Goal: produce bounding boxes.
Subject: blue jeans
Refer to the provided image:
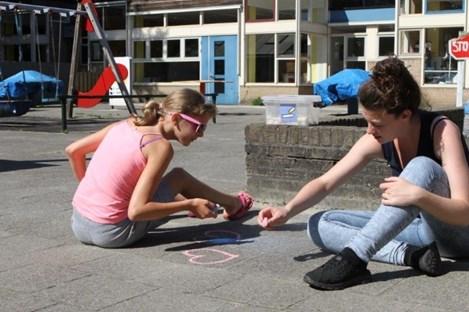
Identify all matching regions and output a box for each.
[308,156,469,265]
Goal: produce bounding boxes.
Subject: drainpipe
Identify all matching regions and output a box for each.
[296,0,300,90]
[394,0,400,56]
[458,0,469,108]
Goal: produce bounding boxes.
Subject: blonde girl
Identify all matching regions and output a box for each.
[66,88,253,248]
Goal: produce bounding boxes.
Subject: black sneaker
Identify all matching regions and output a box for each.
[405,242,442,277]
[303,247,372,290]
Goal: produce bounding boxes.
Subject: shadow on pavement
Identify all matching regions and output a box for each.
[440,259,469,273]
[294,250,331,262]
[131,211,306,251]
[0,116,117,133]
[0,158,66,172]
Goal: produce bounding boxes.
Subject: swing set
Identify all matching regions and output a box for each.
[0,0,136,124]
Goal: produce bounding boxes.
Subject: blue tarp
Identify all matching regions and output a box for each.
[313,69,370,106]
[0,70,64,101]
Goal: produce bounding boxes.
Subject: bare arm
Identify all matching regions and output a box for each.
[127,140,216,221]
[258,134,382,228]
[381,120,469,225]
[417,120,469,224]
[64,122,117,181]
[284,133,382,218]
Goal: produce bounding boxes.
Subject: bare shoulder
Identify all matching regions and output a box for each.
[433,118,461,138]
[432,118,462,148]
[144,137,174,159]
[351,133,383,160]
[432,118,466,162]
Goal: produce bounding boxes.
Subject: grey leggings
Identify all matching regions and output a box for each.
[71,180,174,248]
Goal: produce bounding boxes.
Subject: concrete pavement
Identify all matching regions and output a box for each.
[0,103,468,311]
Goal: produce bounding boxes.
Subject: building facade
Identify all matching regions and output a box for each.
[1,0,468,106]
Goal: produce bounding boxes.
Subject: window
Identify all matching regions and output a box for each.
[347,37,364,57]
[185,39,199,57]
[300,33,309,83]
[379,36,394,56]
[302,0,327,23]
[167,12,199,26]
[247,34,275,82]
[330,0,394,10]
[1,15,15,36]
[109,40,126,57]
[379,25,394,32]
[90,41,103,62]
[151,40,163,58]
[424,27,461,85]
[167,40,180,57]
[277,34,295,83]
[214,41,224,57]
[330,37,344,75]
[247,33,298,83]
[103,6,126,30]
[427,0,462,12]
[246,0,274,21]
[21,44,31,62]
[134,62,199,83]
[400,30,420,54]
[21,13,31,35]
[204,10,237,24]
[301,33,308,58]
[312,0,327,23]
[277,34,295,57]
[135,15,164,27]
[278,1,295,20]
[400,0,422,14]
[346,61,366,70]
[134,38,200,83]
[38,44,47,62]
[37,14,47,35]
[3,45,18,61]
[330,35,367,74]
[134,41,146,58]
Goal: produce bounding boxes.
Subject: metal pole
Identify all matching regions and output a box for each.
[457,61,465,107]
[0,2,86,16]
[83,2,137,116]
[67,3,83,119]
[61,96,67,132]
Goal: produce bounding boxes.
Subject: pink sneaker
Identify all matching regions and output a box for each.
[223,192,254,221]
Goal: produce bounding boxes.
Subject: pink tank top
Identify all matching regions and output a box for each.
[72,120,159,224]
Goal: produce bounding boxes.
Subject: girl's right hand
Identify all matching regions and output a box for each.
[189,198,217,219]
[257,207,289,229]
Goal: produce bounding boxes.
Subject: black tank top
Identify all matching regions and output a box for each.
[382,110,469,176]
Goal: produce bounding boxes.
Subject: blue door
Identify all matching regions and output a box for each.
[201,35,238,105]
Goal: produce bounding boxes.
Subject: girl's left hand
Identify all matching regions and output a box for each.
[379,176,423,207]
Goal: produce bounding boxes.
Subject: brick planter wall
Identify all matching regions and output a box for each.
[245,109,465,210]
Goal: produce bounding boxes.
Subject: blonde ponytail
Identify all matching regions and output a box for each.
[133,100,162,126]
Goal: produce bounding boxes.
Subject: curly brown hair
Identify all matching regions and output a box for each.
[358,57,421,116]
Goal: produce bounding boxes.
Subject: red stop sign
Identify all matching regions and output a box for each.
[449,35,469,60]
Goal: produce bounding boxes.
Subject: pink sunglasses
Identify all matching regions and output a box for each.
[177,113,207,134]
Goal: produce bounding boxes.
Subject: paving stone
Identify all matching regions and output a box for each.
[37,274,157,311]
[1,104,469,311]
[0,287,57,312]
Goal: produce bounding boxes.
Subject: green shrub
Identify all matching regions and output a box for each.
[251,97,264,106]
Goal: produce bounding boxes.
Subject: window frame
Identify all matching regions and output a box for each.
[246,0,276,22]
[133,38,200,84]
